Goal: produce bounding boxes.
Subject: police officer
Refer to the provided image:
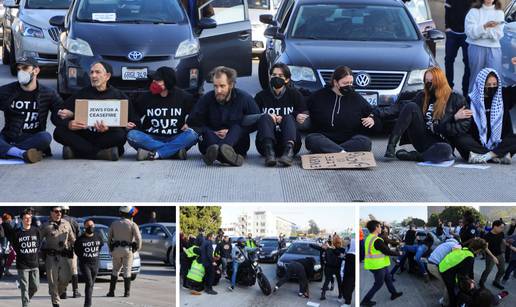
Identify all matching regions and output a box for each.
[61,205,81,299]
[245,233,257,248]
[40,206,75,307]
[106,206,142,297]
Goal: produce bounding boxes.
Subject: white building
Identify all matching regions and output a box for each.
[230,210,297,237]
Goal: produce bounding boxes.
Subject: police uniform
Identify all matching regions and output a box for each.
[62,214,80,298]
[40,219,75,307]
[107,216,142,297]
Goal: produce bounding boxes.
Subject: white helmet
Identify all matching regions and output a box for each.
[61,205,70,210]
[119,206,137,216]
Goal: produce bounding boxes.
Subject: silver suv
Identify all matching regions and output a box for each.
[2,0,71,75]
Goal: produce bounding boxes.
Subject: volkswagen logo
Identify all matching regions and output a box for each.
[127,51,143,62]
[355,73,371,87]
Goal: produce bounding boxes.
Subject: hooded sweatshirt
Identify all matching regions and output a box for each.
[307,86,381,143]
[465,4,505,48]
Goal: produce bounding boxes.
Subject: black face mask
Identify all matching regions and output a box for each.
[485,87,497,98]
[339,85,354,95]
[85,227,95,234]
[425,82,435,95]
[270,77,285,89]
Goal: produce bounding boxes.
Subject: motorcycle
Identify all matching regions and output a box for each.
[226,249,272,295]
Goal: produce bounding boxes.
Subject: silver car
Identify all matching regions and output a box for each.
[139,223,176,266]
[2,0,71,75]
[501,0,516,87]
[0,1,6,41]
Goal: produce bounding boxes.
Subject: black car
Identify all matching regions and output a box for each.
[50,0,252,97]
[276,240,322,281]
[257,237,280,263]
[258,0,443,111]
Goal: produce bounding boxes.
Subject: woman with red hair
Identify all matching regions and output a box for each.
[384,67,471,162]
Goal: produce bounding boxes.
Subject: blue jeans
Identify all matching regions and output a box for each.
[399,244,428,275]
[0,132,52,157]
[445,31,470,95]
[231,261,239,287]
[127,128,198,159]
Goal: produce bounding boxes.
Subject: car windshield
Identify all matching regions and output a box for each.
[286,243,319,256]
[290,4,419,41]
[261,240,277,247]
[166,226,175,235]
[76,0,185,24]
[404,0,430,23]
[26,0,72,9]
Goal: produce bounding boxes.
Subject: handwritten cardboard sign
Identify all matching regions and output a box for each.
[301,152,376,170]
[75,99,128,127]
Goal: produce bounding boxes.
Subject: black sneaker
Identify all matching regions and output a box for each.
[96,147,119,161]
[205,289,218,295]
[492,282,505,290]
[202,145,219,165]
[136,148,154,161]
[62,146,74,160]
[173,148,188,160]
[23,148,43,163]
[60,292,67,299]
[396,149,423,161]
[219,144,244,166]
[361,301,376,306]
[391,292,403,300]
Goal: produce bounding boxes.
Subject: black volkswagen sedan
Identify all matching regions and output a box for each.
[259,0,443,111]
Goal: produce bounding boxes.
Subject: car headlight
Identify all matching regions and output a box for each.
[18,21,44,38]
[314,264,321,271]
[277,260,284,267]
[289,65,316,82]
[175,39,199,58]
[66,37,94,56]
[407,69,427,85]
[271,250,278,255]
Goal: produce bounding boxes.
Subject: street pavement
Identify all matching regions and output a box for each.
[1,42,515,202]
[360,258,516,306]
[180,262,353,307]
[0,261,175,307]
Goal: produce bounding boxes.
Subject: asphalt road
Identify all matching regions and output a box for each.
[1,42,515,202]
[0,261,175,307]
[359,258,516,307]
[180,262,353,307]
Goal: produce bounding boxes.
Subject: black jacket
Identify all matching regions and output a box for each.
[445,0,474,33]
[0,82,63,139]
[200,239,214,265]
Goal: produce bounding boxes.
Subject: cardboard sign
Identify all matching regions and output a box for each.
[74,99,128,127]
[301,152,376,170]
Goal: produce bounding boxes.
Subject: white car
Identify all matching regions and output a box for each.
[248,0,280,55]
[2,0,71,75]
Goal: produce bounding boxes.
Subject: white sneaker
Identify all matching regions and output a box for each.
[468,152,488,164]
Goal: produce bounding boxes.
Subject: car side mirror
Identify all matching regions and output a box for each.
[158,232,167,238]
[198,18,217,30]
[426,29,444,41]
[260,14,274,25]
[264,26,284,40]
[3,0,19,8]
[49,15,65,28]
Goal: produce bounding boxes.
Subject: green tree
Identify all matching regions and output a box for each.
[308,219,320,235]
[439,206,485,226]
[427,213,440,227]
[180,206,221,236]
[401,217,426,227]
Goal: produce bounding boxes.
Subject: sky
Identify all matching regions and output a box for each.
[221,205,355,232]
[359,205,480,223]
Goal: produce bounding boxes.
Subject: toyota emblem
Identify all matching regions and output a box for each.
[355,73,371,87]
[127,51,143,62]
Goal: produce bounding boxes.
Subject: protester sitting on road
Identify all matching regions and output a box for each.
[127,67,198,161]
[53,61,128,161]
[383,66,470,163]
[454,68,516,164]
[254,63,308,167]
[188,66,260,166]
[228,238,257,291]
[0,57,64,163]
[305,66,381,154]
[273,257,316,299]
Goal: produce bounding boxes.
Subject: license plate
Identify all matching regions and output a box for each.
[358,92,378,106]
[122,67,147,80]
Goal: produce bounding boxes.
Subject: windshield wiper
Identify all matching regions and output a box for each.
[116,19,177,24]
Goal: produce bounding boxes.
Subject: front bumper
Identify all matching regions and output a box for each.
[16,34,59,66]
[96,256,141,276]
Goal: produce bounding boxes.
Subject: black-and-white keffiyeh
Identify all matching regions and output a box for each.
[468,68,504,151]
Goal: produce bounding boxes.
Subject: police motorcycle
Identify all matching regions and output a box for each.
[226,240,272,295]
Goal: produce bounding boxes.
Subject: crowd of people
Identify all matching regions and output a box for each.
[180,228,356,306]
[0,206,142,307]
[360,212,516,307]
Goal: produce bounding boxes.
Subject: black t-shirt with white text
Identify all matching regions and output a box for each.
[13,227,40,270]
[74,233,103,264]
[8,90,40,134]
[254,87,307,117]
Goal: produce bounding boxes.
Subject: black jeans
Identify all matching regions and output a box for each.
[256,114,301,156]
[362,267,398,303]
[276,261,308,294]
[305,133,372,153]
[453,134,516,160]
[341,253,355,305]
[203,263,215,290]
[53,126,126,158]
[198,124,251,156]
[79,261,98,306]
[322,265,342,297]
[445,32,470,96]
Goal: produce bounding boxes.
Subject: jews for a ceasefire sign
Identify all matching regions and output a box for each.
[301,152,377,170]
[74,100,129,127]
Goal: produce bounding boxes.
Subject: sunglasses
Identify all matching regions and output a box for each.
[52,210,62,214]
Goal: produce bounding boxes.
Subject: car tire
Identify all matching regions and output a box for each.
[2,31,9,65]
[9,36,17,76]
[131,273,137,281]
[167,247,175,266]
[258,51,269,90]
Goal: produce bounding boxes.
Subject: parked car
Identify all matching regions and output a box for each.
[404,0,437,56]
[276,240,322,281]
[248,0,280,56]
[81,216,121,227]
[257,236,280,263]
[0,0,6,41]
[139,222,176,266]
[50,0,252,98]
[258,0,443,113]
[2,0,71,75]
[501,0,516,87]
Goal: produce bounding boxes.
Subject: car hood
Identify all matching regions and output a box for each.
[21,9,68,29]
[284,39,431,72]
[260,246,277,253]
[73,22,192,56]
[279,253,320,264]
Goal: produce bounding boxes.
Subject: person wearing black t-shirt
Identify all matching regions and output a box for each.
[479,220,506,290]
[255,63,308,166]
[127,67,198,161]
[53,61,128,161]
[74,219,103,307]
[13,210,40,307]
[0,57,64,163]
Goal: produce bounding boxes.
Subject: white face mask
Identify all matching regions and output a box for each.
[17,70,33,86]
